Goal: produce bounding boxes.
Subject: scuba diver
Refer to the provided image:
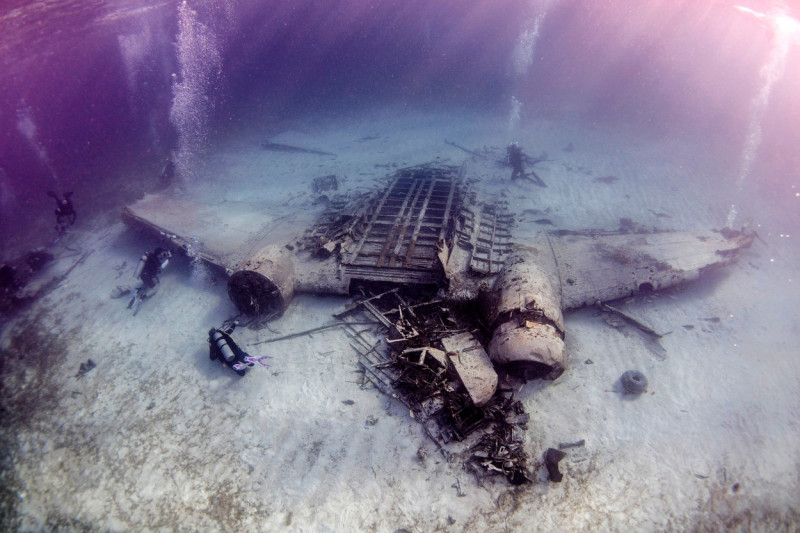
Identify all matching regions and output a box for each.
[159,151,176,186]
[208,320,272,376]
[507,143,525,181]
[47,190,76,234]
[110,247,172,315]
[506,143,547,186]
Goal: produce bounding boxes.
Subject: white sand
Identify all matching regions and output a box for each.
[2,106,798,531]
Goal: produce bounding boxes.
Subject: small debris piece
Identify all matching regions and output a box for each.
[598,302,666,361]
[558,439,585,450]
[598,302,662,339]
[74,359,96,378]
[584,359,594,365]
[451,477,466,497]
[341,399,355,405]
[544,448,567,482]
[534,218,554,226]
[365,415,378,426]
[621,370,648,395]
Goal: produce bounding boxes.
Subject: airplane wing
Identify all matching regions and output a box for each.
[122,193,317,273]
[546,230,753,310]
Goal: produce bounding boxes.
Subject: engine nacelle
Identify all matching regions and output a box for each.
[482,250,566,380]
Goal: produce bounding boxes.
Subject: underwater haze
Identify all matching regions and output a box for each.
[1,0,800,530]
[2,0,798,247]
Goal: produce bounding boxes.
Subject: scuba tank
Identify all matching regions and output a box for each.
[132,253,148,280]
[157,249,171,271]
[211,329,236,362]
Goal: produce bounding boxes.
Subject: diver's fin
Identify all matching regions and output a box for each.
[243,355,272,368]
[128,287,144,315]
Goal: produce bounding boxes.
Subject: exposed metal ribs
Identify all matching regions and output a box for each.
[342,166,460,273]
[456,201,514,275]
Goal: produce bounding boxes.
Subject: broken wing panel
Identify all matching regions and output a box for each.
[122,193,315,272]
[551,231,751,310]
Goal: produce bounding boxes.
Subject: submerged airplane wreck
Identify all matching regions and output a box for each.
[122,161,753,483]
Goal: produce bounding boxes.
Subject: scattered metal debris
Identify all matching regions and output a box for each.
[340,288,532,485]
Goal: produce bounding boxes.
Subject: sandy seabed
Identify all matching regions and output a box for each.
[2,106,799,531]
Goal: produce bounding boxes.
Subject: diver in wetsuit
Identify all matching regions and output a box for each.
[208,320,272,376]
[110,247,172,315]
[159,151,176,185]
[507,143,525,181]
[136,248,170,290]
[47,191,76,234]
[127,247,171,314]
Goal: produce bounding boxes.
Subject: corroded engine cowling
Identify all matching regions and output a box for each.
[228,245,295,318]
[483,250,566,380]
